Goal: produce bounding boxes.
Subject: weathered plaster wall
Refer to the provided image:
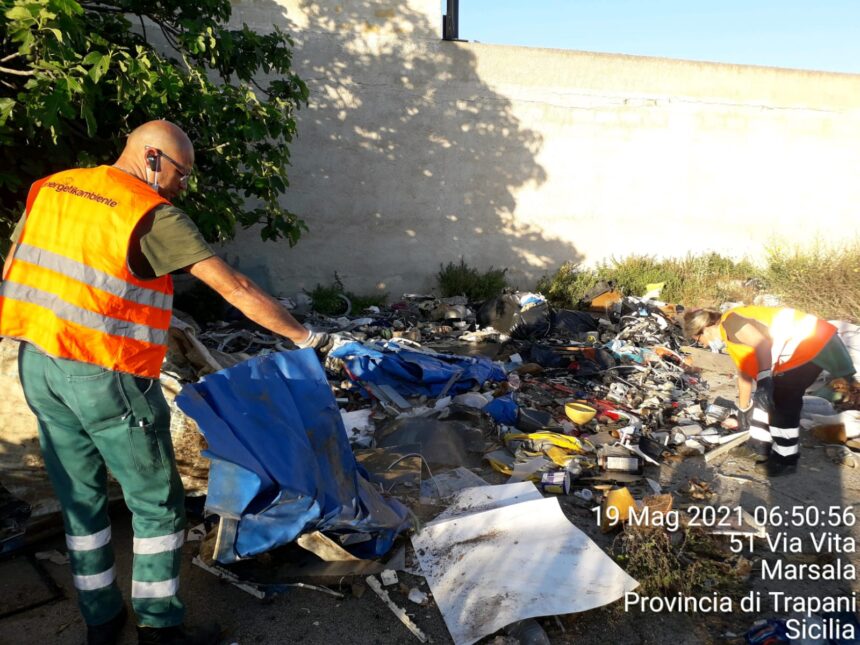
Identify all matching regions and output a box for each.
[224,0,860,296]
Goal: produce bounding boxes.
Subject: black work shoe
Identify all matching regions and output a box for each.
[755,459,798,478]
[87,605,128,645]
[137,622,221,645]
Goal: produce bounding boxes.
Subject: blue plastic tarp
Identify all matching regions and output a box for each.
[330,340,506,398]
[175,349,408,560]
[483,393,519,425]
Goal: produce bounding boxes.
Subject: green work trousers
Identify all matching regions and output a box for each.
[17,342,186,628]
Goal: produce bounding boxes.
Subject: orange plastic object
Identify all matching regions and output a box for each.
[601,487,636,532]
[588,291,623,311]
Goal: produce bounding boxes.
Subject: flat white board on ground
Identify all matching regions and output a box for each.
[413,493,638,645]
[428,481,543,524]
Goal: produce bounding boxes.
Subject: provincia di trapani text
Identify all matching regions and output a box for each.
[604,501,860,641]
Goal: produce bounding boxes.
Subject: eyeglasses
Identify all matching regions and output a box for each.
[145,146,192,184]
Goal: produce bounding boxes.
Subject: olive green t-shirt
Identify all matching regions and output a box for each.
[10,204,214,279]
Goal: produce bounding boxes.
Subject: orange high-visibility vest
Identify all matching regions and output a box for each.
[0,166,173,378]
[720,305,837,378]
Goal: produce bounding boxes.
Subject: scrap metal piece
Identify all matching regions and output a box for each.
[378,384,413,411]
[436,369,464,401]
[212,516,240,564]
[192,556,345,600]
[366,575,428,643]
[191,556,265,599]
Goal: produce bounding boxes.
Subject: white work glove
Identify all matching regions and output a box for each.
[296,329,357,358]
[295,329,333,355]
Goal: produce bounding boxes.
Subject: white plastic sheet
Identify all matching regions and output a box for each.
[412,483,638,645]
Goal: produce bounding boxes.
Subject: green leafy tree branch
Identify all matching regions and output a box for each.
[0,0,309,247]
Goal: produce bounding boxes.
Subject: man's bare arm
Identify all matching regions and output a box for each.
[737,372,753,409]
[185,256,310,344]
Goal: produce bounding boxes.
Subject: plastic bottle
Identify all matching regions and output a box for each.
[505,619,551,645]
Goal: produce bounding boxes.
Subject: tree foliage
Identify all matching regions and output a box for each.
[0,0,309,247]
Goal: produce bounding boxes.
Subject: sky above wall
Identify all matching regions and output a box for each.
[454,0,860,74]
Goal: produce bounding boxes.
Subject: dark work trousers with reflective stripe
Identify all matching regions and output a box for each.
[17,343,186,628]
[751,362,823,464]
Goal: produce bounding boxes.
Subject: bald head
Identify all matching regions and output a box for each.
[114,120,195,200]
[125,120,193,159]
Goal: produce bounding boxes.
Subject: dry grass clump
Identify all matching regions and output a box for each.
[538,241,860,322]
[537,253,759,309]
[614,525,749,599]
[764,240,860,323]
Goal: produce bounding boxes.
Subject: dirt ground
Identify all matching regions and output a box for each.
[2,342,860,644]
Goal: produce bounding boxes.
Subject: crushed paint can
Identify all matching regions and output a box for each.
[540,470,571,495]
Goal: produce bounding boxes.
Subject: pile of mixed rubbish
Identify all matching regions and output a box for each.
[158,287,860,644]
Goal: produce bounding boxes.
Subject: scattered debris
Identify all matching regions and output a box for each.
[191,556,266,599]
[366,575,429,643]
[805,410,860,444]
[34,550,69,566]
[11,287,846,643]
[380,569,399,586]
[408,587,429,605]
[826,445,857,468]
[186,523,207,543]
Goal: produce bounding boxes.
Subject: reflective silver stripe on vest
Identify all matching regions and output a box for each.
[14,243,172,311]
[0,281,167,345]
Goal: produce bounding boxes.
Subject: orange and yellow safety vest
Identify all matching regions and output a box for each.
[0,166,173,378]
[720,305,837,378]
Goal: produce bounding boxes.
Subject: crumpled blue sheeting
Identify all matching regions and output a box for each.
[484,393,519,425]
[330,340,506,398]
[176,349,408,560]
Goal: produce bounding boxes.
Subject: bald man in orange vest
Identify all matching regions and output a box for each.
[0,121,330,645]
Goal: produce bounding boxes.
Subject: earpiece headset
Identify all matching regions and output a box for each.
[145,149,160,190]
[146,150,160,172]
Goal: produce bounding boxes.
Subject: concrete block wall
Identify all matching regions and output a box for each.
[223,0,860,296]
